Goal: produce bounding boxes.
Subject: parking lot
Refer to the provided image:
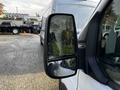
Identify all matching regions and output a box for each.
[0,34,59,90]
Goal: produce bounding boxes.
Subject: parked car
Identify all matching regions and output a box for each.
[0,21,20,34]
[31,25,41,34]
[0,21,11,32]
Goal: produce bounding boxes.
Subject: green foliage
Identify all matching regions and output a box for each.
[50,41,60,56]
[62,45,74,55]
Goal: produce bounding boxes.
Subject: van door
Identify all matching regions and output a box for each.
[97,0,120,89]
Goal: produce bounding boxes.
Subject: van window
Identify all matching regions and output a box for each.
[99,0,120,85]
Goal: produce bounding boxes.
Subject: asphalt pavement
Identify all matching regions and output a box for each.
[0,34,59,90]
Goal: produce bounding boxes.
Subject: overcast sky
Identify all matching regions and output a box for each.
[1,0,100,16]
[1,0,52,16]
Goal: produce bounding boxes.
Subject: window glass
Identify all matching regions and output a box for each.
[100,0,120,85]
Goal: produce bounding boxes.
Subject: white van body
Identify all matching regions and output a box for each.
[41,0,98,38]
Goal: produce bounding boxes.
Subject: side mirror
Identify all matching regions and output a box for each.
[44,14,78,78]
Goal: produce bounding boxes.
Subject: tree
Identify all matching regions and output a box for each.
[0,3,4,15]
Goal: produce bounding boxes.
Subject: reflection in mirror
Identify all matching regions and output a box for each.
[48,15,75,60]
[47,58,76,77]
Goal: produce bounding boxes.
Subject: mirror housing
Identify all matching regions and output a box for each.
[44,13,78,78]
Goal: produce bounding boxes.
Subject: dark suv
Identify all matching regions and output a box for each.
[0,22,11,32]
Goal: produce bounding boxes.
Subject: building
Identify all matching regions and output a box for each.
[4,13,29,20]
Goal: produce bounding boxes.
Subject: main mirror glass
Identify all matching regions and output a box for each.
[48,15,75,60]
[45,14,77,78]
